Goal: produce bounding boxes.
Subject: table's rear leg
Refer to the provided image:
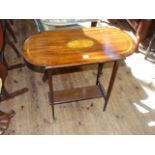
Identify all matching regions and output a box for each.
[103,61,119,111]
[47,70,56,120]
[96,63,104,85]
[91,21,97,27]
[42,70,48,82]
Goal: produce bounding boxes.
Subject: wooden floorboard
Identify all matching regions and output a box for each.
[0,20,155,134]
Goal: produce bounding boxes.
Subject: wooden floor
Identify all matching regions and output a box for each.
[1,20,155,134]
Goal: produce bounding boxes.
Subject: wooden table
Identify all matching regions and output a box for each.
[23,27,136,120]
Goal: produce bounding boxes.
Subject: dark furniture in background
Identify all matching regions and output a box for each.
[126,20,155,48]
[1,20,25,69]
[0,20,28,134]
[128,19,155,59]
[35,19,99,32]
[112,19,155,59]
[0,20,28,102]
[145,33,155,59]
[0,110,15,134]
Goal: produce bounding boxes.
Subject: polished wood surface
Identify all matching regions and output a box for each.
[52,86,102,104]
[23,27,136,68]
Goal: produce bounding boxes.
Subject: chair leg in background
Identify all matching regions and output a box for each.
[6,20,17,43]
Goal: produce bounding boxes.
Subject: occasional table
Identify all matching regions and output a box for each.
[23,27,136,120]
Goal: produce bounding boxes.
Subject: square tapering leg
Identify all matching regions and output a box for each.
[103,61,120,111]
[47,70,56,120]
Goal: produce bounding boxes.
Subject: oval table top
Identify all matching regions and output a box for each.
[23,27,137,69]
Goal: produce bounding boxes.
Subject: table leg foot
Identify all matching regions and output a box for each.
[103,100,108,112]
[51,104,56,120]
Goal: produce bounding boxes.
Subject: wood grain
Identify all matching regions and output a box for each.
[53,86,102,104]
[23,27,136,68]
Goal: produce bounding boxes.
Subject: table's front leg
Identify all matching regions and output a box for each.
[103,61,120,111]
[47,69,56,120]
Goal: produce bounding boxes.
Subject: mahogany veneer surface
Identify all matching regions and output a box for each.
[23,27,136,68]
[53,86,102,104]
